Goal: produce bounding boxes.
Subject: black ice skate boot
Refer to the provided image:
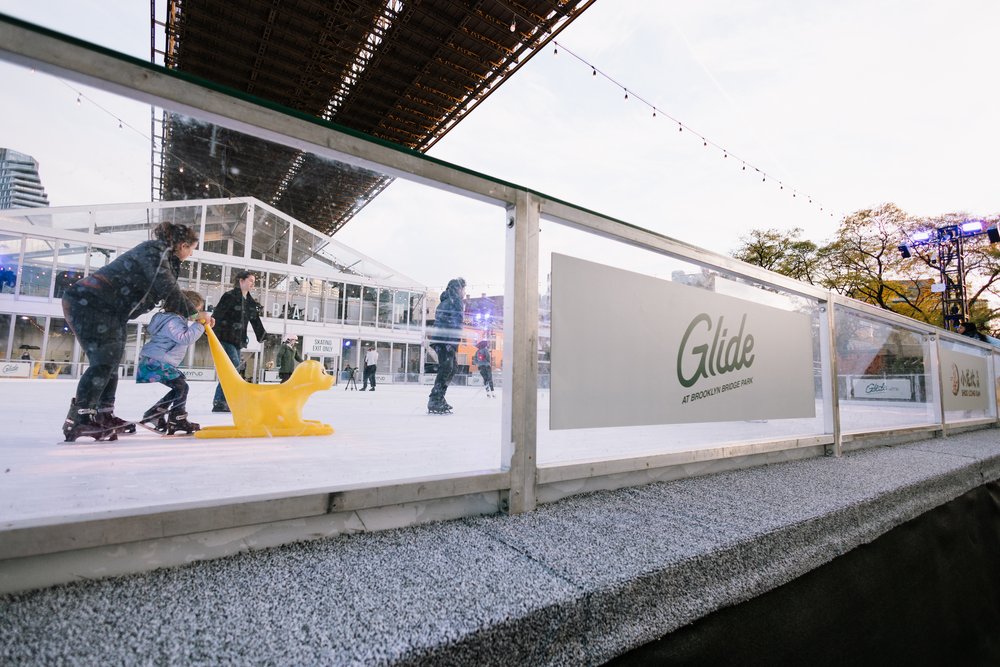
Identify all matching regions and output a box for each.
[98,405,136,434]
[427,399,452,415]
[140,406,169,433]
[63,401,117,443]
[165,410,200,435]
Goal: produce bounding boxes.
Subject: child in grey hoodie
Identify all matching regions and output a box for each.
[136,290,209,434]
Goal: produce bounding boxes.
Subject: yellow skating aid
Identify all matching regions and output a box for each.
[196,325,334,438]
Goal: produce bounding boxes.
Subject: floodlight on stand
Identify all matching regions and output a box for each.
[911,230,931,243]
[898,244,911,259]
[961,220,983,234]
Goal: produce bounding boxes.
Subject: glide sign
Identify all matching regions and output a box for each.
[550,254,816,429]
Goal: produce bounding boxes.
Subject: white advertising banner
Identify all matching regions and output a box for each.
[939,347,989,412]
[303,335,341,356]
[550,254,816,429]
[850,377,913,400]
[0,361,31,378]
[178,367,217,382]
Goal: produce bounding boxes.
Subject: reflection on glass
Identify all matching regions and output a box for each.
[835,307,936,431]
[251,209,290,263]
[20,237,56,297]
[0,314,11,359]
[0,234,20,294]
[203,202,249,258]
[199,262,224,310]
[45,317,73,376]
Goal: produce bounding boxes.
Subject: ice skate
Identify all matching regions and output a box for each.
[165,410,200,435]
[98,406,136,434]
[427,399,452,415]
[63,402,117,443]
[139,406,169,433]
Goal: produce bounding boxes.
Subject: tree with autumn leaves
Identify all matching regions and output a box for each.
[732,203,1000,334]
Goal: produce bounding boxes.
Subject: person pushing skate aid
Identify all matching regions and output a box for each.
[195,324,334,438]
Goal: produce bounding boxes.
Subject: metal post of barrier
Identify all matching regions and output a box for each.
[821,295,841,457]
[932,334,947,437]
[501,190,539,514]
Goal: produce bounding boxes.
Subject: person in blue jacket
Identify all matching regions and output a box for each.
[135,290,210,434]
[427,277,466,414]
[61,221,213,442]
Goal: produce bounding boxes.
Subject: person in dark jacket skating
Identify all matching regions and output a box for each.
[474,339,495,397]
[427,277,466,414]
[135,290,209,434]
[211,270,266,411]
[276,335,302,383]
[61,221,213,442]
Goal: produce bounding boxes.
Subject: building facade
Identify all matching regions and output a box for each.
[0,148,50,209]
[0,197,432,383]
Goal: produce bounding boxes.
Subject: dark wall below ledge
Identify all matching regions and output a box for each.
[608,480,1000,666]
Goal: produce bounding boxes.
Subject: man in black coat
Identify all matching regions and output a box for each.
[211,270,266,411]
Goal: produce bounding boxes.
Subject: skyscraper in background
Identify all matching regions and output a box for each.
[0,148,49,209]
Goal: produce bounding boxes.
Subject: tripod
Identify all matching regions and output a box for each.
[344,368,358,390]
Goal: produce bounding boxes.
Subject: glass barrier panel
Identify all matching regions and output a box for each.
[0,55,508,524]
[538,217,827,466]
[0,234,22,294]
[939,337,995,423]
[834,305,938,431]
[20,237,55,297]
[54,240,87,299]
[93,207,158,248]
[204,202,248,258]
[0,313,11,359]
[44,316,73,377]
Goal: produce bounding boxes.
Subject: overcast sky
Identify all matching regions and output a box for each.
[1,1,998,293]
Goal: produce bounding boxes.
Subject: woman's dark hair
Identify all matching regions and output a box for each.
[153,221,199,250]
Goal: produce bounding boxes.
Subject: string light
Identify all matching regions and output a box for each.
[550,38,836,218]
[509,18,516,32]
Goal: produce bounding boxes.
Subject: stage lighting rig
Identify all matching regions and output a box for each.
[897,220,1000,331]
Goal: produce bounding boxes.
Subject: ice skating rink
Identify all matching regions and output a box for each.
[0,377,948,525]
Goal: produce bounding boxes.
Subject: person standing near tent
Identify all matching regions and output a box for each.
[427,277,466,414]
[211,270,266,412]
[361,345,379,391]
[276,334,302,383]
[61,221,213,442]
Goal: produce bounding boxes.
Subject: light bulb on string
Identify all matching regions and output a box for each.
[702,139,707,147]
[624,90,628,100]
[76,95,81,106]
[678,124,682,132]
[510,19,516,32]
[553,46,558,55]
[592,67,596,76]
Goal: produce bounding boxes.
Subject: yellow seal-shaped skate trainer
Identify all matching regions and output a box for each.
[196,325,334,438]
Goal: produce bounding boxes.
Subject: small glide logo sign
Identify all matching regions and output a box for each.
[677,313,755,404]
[950,363,981,397]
